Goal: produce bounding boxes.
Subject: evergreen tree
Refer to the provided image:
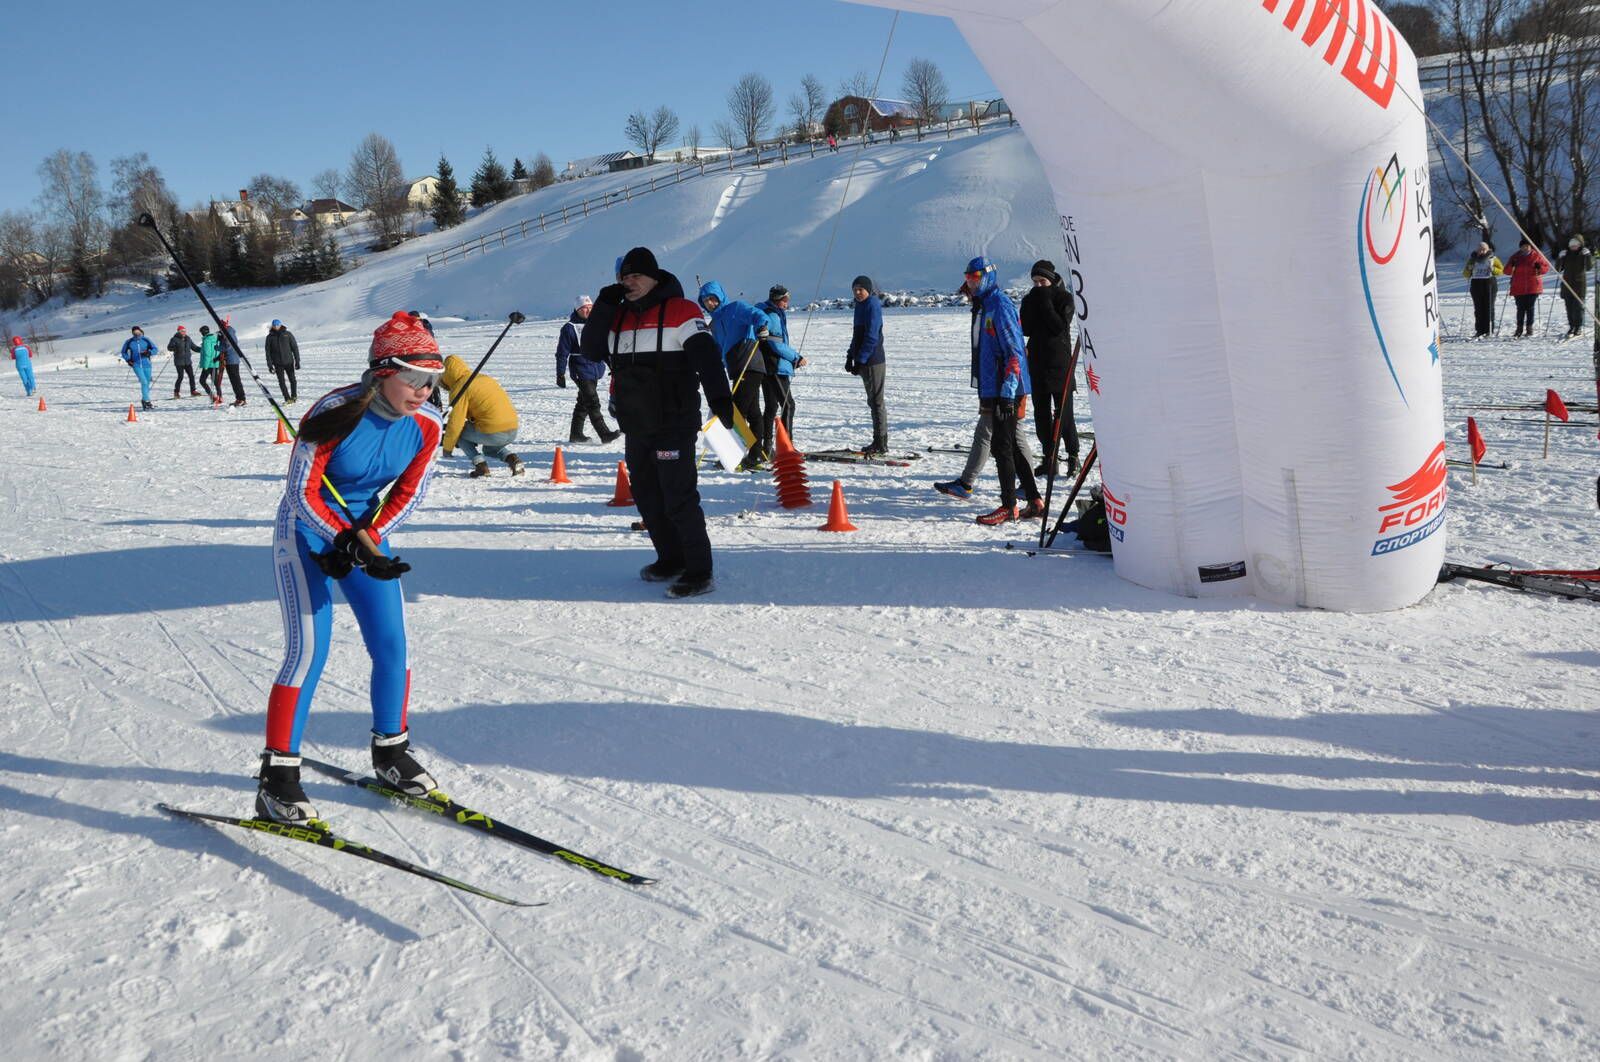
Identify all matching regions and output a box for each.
[319,234,344,280]
[67,240,95,300]
[430,154,466,230]
[243,224,280,287]
[469,147,512,208]
[511,157,529,181]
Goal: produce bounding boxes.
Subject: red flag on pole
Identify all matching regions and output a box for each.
[1467,417,1486,465]
[1545,388,1570,422]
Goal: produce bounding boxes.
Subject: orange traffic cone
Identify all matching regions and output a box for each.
[549,446,572,484]
[605,460,634,506]
[771,420,812,509]
[126,403,139,423]
[36,396,46,412]
[274,418,292,444]
[819,479,857,532]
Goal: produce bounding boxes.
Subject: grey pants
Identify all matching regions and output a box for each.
[960,406,1035,487]
[459,425,519,463]
[860,361,888,444]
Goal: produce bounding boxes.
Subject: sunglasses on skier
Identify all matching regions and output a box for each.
[391,368,440,390]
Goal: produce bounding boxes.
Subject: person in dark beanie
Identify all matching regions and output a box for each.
[1504,237,1549,338]
[556,294,620,443]
[590,247,735,599]
[756,284,804,442]
[218,320,247,405]
[197,325,222,401]
[120,326,159,411]
[265,319,301,403]
[1555,235,1592,338]
[844,274,889,454]
[1019,259,1079,476]
[166,325,202,398]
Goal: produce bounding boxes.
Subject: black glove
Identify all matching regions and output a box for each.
[332,527,411,581]
[312,544,355,579]
[844,355,858,375]
[596,283,627,307]
[996,398,1017,420]
[710,396,735,430]
[557,372,567,389]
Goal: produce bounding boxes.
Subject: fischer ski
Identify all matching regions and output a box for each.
[301,758,657,886]
[157,803,541,906]
[1437,563,1600,602]
[1001,541,1111,558]
[802,449,917,467]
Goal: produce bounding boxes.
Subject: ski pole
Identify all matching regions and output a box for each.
[447,311,526,407]
[1037,333,1084,548]
[1042,443,1098,551]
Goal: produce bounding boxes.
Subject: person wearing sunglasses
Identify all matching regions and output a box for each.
[964,256,1044,526]
[255,311,446,825]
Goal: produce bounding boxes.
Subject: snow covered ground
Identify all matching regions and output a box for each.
[2,289,1597,1059]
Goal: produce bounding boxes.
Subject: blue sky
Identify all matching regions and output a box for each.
[2,0,995,215]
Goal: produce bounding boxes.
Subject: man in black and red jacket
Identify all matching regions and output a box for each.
[584,246,734,599]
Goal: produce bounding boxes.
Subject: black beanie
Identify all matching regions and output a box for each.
[618,246,661,281]
[1030,259,1061,282]
[851,275,874,293]
[769,284,789,301]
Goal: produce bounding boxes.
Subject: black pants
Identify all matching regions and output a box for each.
[991,403,1039,508]
[571,377,611,438]
[859,360,888,446]
[758,373,786,454]
[771,375,795,437]
[732,369,766,457]
[1563,288,1587,334]
[1029,356,1077,463]
[1514,293,1538,335]
[625,431,712,578]
[172,363,197,395]
[273,365,297,401]
[1470,278,1496,336]
[225,363,246,402]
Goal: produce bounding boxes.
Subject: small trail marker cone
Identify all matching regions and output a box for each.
[819,479,858,532]
[606,461,634,506]
[274,418,292,444]
[36,396,46,411]
[126,403,139,423]
[549,447,572,484]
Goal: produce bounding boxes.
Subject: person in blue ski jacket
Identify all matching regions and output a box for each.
[697,279,772,469]
[555,294,618,443]
[120,325,159,410]
[256,311,446,824]
[966,256,1042,525]
[755,285,803,444]
[218,321,247,405]
[843,275,889,454]
[10,336,36,397]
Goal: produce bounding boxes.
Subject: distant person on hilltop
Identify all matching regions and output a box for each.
[1504,237,1549,338]
[166,325,201,398]
[10,335,36,398]
[120,325,158,411]
[697,278,773,471]
[555,294,619,444]
[1555,234,1592,338]
[265,320,301,403]
[1019,259,1078,478]
[844,275,889,455]
[755,284,804,446]
[1462,241,1503,339]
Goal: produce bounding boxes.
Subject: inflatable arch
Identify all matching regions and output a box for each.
[862,0,1444,612]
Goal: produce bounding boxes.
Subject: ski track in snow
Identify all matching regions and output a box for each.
[1,306,1597,1060]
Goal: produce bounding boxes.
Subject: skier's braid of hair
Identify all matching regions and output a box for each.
[296,382,379,445]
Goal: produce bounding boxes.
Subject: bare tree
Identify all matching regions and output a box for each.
[310,168,343,203]
[712,120,740,152]
[838,69,875,100]
[727,73,776,148]
[345,132,409,248]
[0,211,64,303]
[800,74,827,137]
[901,58,949,139]
[530,152,557,189]
[624,105,681,162]
[37,149,106,252]
[246,174,304,224]
[686,124,703,160]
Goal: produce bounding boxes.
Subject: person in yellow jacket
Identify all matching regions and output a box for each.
[439,355,524,477]
[1462,241,1505,338]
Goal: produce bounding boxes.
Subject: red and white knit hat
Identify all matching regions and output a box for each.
[368,310,443,375]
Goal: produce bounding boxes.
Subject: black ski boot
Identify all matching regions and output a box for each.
[569,408,591,444]
[667,572,714,598]
[371,730,437,797]
[640,560,684,582]
[256,750,317,824]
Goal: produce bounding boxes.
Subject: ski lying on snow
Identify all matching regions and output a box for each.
[1445,458,1509,470]
[301,758,657,886]
[1437,563,1600,602]
[802,449,917,467]
[157,803,541,907]
[1001,541,1111,558]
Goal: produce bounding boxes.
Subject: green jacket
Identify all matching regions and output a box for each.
[198,334,221,370]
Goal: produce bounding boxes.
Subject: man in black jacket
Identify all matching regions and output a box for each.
[264,319,301,402]
[586,247,735,599]
[166,325,201,398]
[1019,259,1078,476]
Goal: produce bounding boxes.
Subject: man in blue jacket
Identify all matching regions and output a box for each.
[965,256,1043,525]
[120,325,159,410]
[844,275,889,454]
[697,279,772,470]
[555,294,619,443]
[756,284,804,446]
[219,321,247,406]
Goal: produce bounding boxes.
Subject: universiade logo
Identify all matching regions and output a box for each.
[1260,0,1400,109]
[1358,153,1410,405]
[1372,441,1447,556]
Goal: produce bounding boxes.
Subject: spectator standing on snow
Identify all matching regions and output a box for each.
[556,294,619,444]
[10,335,36,397]
[166,325,201,398]
[265,320,301,403]
[756,284,804,443]
[1504,237,1549,338]
[697,279,773,471]
[964,256,1042,526]
[844,275,889,455]
[439,354,523,477]
[197,325,222,402]
[121,325,159,411]
[588,246,735,599]
[1462,242,1503,339]
[1555,235,1592,338]
[218,321,247,405]
[1019,259,1078,478]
